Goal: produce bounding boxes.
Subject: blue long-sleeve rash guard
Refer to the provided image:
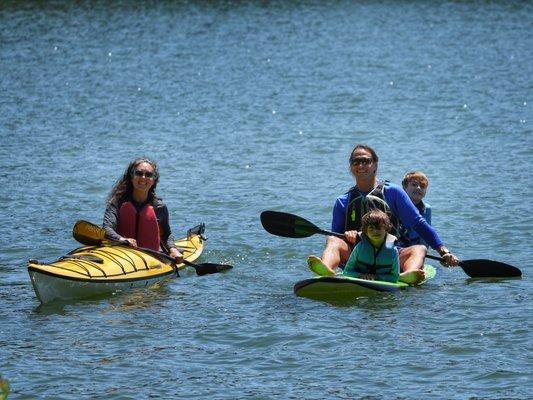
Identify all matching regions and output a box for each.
[331,181,443,250]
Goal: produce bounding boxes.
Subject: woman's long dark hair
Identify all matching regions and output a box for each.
[107,157,160,205]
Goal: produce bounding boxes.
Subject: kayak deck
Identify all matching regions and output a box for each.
[294,264,436,302]
[28,224,205,303]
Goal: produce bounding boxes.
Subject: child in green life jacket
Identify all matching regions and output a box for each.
[343,209,400,282]
[307,209,426,283]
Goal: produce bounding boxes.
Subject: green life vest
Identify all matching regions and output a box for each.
[353,233,398,275]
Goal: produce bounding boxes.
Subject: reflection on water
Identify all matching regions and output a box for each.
[32,301,71,316]
[298,290,404,308]
[0,375,9,400]
[465,277,523,285]
[103,280,176,312]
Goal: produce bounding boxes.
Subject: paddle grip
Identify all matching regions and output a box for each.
[318,229,346,240]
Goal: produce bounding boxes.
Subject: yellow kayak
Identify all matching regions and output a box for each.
[28,224,205,303]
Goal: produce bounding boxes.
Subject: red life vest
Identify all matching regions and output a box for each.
[117,201,160,251]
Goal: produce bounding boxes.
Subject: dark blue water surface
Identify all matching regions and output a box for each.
[1,1,532,399]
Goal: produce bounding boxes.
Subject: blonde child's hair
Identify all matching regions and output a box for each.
[361,210,392,233]
[402,171,429,188]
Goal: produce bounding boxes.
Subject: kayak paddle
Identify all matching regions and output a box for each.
[73,220,233,276]
[424,254,520,278]
[260,210,522,278]
[260,210,345,239]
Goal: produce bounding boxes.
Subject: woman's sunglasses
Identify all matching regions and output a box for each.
[350,157,373,166]
[133,170,155,179]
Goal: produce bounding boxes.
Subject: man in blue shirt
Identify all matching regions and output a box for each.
[309,144,458,284]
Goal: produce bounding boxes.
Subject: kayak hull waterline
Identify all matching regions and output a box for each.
[294,264,436,301]
[28,224,205,303]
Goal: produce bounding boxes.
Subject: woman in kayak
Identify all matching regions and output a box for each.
[103,157,183,263]
[307,143,458,283]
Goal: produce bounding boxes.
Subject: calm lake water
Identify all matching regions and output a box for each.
[1,1,532,399]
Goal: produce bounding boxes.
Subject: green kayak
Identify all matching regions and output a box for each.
[294,264,436,302]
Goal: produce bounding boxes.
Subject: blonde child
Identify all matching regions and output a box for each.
[399,171,431,247]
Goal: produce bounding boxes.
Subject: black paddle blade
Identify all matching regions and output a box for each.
[460,259,522,278]
[260,211,319,238]
[193,263,233,276]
